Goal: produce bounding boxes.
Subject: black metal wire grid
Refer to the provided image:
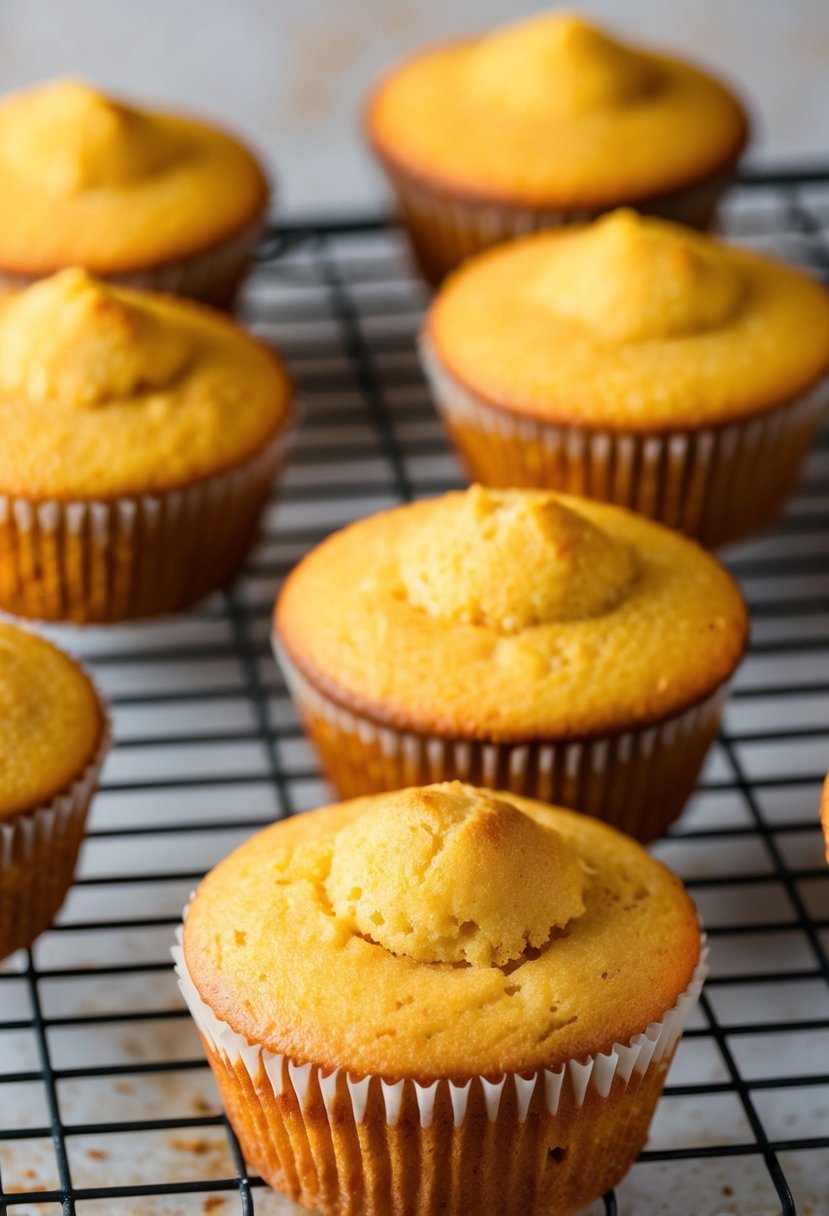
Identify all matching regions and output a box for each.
[0,168,828,1216]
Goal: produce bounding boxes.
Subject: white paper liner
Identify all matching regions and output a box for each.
[421,337,829,547]
[381,160,732,283]
[0,213,266,308]
[273,640,728,840]
[0,666,110,956]
[0,423,291,622]
[173,925,708,1128]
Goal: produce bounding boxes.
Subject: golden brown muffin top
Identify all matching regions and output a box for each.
[426,211,829,431]
[0,622,104,819]
[366,12,747,207]
[275,487,748,740]
[821,776,829,865]
[0,79,267,274]
[0,269,292,499]
[184,783,702,1077]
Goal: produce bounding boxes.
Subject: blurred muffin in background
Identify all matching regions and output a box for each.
[0,78,269,306]
[422,210,829,546]
[365,10,749,283]
[0,268,293,622]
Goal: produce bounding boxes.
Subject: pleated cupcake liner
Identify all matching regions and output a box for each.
[421,338,829,548]
[1,689,110,960]
[0,425,291,623]
[377,157,733,284]
[0,212,266,309]
[273,641,727,842]
[173,925,707,1215]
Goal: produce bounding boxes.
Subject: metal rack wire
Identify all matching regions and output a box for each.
[1,167,828,1215]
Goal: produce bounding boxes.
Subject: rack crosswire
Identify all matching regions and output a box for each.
[1,167,829,1216]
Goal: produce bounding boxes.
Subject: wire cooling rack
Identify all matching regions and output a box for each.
[1,169,829,1216]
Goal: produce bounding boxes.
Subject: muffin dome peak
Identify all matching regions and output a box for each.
[400,485,639,630]
[0,268,191,408]
[537,209,744,343]
[326,782,586,967]
[464,11,658,119]
[0,78,181,194]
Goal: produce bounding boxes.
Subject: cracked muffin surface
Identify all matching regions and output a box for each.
[275,486,747,741]
[183,782,701,1077]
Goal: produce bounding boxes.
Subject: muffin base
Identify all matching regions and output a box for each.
[275,643,727,842]
[379,159,734,284]
[0,213,265,310]
[174,932,707,1216]
[0,429,289,624]
[1,708,109,961]
[422,341,829,548]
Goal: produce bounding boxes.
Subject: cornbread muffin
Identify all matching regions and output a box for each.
[0,268,293,622]
[365,11,748,282]
[423,210,829,546]
[274,486,748,839]
[0,622,108,959]
[176,782,707,1216]
[0,78,268,305]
